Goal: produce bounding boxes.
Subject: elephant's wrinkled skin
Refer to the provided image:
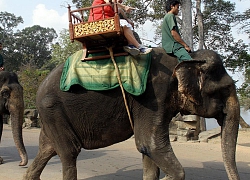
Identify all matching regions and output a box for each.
[0,71,28,166]
[24,48,240,180]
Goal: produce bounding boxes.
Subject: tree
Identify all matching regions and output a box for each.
[0,11,23,41]
[193,0,245,54]
[237,8,250,38]
[195,0,205,50]
[71,0,92,8]
[18,65,49,109]
[0,12,24,71]
[181,0,193,50]
[43,29,82,70]
[237,52,250,110]
[11,25,58,70]
[226,8,250,111]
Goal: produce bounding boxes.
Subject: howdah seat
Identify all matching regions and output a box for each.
[68,1,128,60]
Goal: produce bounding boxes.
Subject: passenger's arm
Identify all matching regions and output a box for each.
[104,0,135,14]
[118,8,134,28]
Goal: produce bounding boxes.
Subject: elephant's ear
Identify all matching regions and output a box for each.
[173,60,206,105]
[1,86,11,98]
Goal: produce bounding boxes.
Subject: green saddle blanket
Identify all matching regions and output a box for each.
[60,50,151,96]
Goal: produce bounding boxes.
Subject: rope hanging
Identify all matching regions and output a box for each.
[107,47,134,131]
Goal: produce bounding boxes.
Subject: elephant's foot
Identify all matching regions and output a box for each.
[19,159,28,166]
[160,175,174,180]
[23,173,41,180]
[0,156,3,164]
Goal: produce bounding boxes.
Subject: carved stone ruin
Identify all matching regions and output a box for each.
[169,114,206,142]
[23,109,39,128]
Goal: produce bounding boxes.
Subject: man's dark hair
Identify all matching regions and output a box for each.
[165,0,180,12]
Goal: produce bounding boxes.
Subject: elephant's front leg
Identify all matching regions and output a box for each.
[136,124,184,180]
[141,144,184,180]
[158,145,185,180]
[142,154,160,180]
[23,130,56,180]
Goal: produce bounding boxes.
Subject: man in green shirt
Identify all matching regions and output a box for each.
[0,42,4,71]
[162,0,192,62]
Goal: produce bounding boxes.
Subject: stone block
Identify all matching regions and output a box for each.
[177,121,197,129]
[23,109,39,128]
[182,115,199,122]
[177,136,188,142]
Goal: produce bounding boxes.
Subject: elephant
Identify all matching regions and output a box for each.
[0,71,28,166]
[23,48,240,180]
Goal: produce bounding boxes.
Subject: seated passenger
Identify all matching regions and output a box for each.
[88,0,115,21]
[117,0,142,44]
[88,0,151,56]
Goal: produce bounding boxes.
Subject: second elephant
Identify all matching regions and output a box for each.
[0,71,28,166]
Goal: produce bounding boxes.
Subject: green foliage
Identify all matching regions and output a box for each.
[0,11,23,40]
[12,25,58,69]
[236,8,250,38]
[0,13,56,108]
[43,29,82,70]
[0,12,24,71]
[236,53,250,109]
[223,40,249,71]
[193,0,243,54]
[0,13,60,109]
[72,0,92,8]
[18,65,49,109]
[0,22,58,71]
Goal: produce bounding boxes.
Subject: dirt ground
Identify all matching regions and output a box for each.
[0,124,250,180]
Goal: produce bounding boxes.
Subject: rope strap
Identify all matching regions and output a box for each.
[107,47,134,131]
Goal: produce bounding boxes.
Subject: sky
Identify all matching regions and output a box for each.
[0,0,250,127]
[0,0,69,33]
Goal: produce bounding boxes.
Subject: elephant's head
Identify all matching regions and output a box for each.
[173,49,240,179]
[0,71,28,166]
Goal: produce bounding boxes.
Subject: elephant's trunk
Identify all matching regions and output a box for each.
[11,114,28,166]
[9,87,28,166]
[221,86,240,180]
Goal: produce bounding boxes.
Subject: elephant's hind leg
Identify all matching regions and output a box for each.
[55,135,81,180]
[60,155,78,180]
[23,130,56,180]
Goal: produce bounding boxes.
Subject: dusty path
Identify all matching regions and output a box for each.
[0,124,250,180]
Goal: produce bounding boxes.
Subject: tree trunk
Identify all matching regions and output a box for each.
[181,0,193,50]
[196,0,205,50]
